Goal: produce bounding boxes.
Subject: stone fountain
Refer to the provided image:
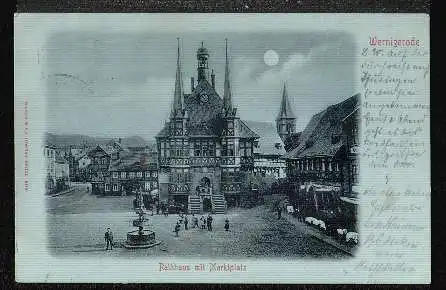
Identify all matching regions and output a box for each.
[124,188,160,249]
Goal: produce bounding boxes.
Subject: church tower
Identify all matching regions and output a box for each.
[276,83,296,141]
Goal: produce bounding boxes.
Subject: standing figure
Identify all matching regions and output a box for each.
[192,214,198,228]
[174,222,180,237]
[207,214,213,231]
[277,206,282,220]
[224,217,230,231]
[184,215,189,230]
[200,216,206,230]
[104,228,114,250]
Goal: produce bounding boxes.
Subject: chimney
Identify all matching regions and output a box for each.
[191,77,194,92]
[211,69,215,89]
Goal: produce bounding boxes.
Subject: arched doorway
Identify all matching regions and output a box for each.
[203,197,212,212]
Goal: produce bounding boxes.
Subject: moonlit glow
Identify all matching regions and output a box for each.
[264,50,279,66]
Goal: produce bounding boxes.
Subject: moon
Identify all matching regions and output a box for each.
[264,50,279,66]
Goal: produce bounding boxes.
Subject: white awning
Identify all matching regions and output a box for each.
[340,196,359,205]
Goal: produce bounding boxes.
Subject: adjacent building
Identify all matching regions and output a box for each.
[156,39,260,213]
[283,93,360,228]
[88,141,125,183]
[100,151,159,196]
[244,120,287,179]
[55,154,70,181]
[44,142,57,193]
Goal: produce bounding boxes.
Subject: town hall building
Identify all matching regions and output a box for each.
[156,39,260,213]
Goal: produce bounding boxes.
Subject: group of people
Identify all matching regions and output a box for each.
[173,213,230,237]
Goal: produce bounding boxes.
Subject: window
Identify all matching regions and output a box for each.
[194,140,215,157]
[144,182,150,191]
[137,172,142,178]
[129,172,135,179]
[351,163,359,184]
[113,172,118,179]
[321,159,326,171]
[152,171,157,177]
[113,184,118,191]
[194,141,201,156]
[221,139,234,156]
[145,172,150,178]
[240,141,252,157]
[121,172,126,178]
[151,182,156,189]
[105,184,110,191]
[160,141,170,157]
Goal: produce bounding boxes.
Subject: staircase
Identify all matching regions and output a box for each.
[188,195,202,214]
[211,194,227,214]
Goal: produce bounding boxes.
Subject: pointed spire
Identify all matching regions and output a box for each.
[172,38,184,116]
[277,82,295,120]
[223,38,232,111]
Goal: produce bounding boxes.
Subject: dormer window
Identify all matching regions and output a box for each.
[305,139,314,148]
[274,143,282,149]
[254,140,259,148]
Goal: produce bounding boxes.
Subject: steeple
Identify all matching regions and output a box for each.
[277,83,295,120]
[223,38,233,112]
[172,38,184,116]
[276,82,296,141]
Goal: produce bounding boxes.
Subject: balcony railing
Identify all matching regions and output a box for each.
[169,183,191,194]
[190,157,219,166]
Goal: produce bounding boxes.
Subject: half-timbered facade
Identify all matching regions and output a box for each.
[283,93,360,226]
[156,39,259,213]
[244,120,287,179]
[103,151,159,196]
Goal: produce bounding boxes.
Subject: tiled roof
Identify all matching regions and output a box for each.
[109,151,158,172]
[156,79,259,139]
[283,93,360,159]
[238,120,260,139]
[243,120,284,156]
[185,80,224,136]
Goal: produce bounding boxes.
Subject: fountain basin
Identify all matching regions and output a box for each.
[124,229,160,249]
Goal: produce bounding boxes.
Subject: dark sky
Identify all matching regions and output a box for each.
[45,31,358,140]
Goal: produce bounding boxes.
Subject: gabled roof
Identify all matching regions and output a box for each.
[341,105,359,123]
[283,93,360,159]
[185,79,224,136]
[88,144,116,157]
[238,120,260,139]
[243,120,284,156]
[109,151,157,172]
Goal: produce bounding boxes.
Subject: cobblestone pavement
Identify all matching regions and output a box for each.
[47,192,349,258]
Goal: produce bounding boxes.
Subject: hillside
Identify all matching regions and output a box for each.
[45,133,153,148]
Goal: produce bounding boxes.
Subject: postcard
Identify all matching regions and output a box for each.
[14,14,430,283]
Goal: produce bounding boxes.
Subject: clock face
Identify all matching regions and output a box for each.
[200,94,209,103]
